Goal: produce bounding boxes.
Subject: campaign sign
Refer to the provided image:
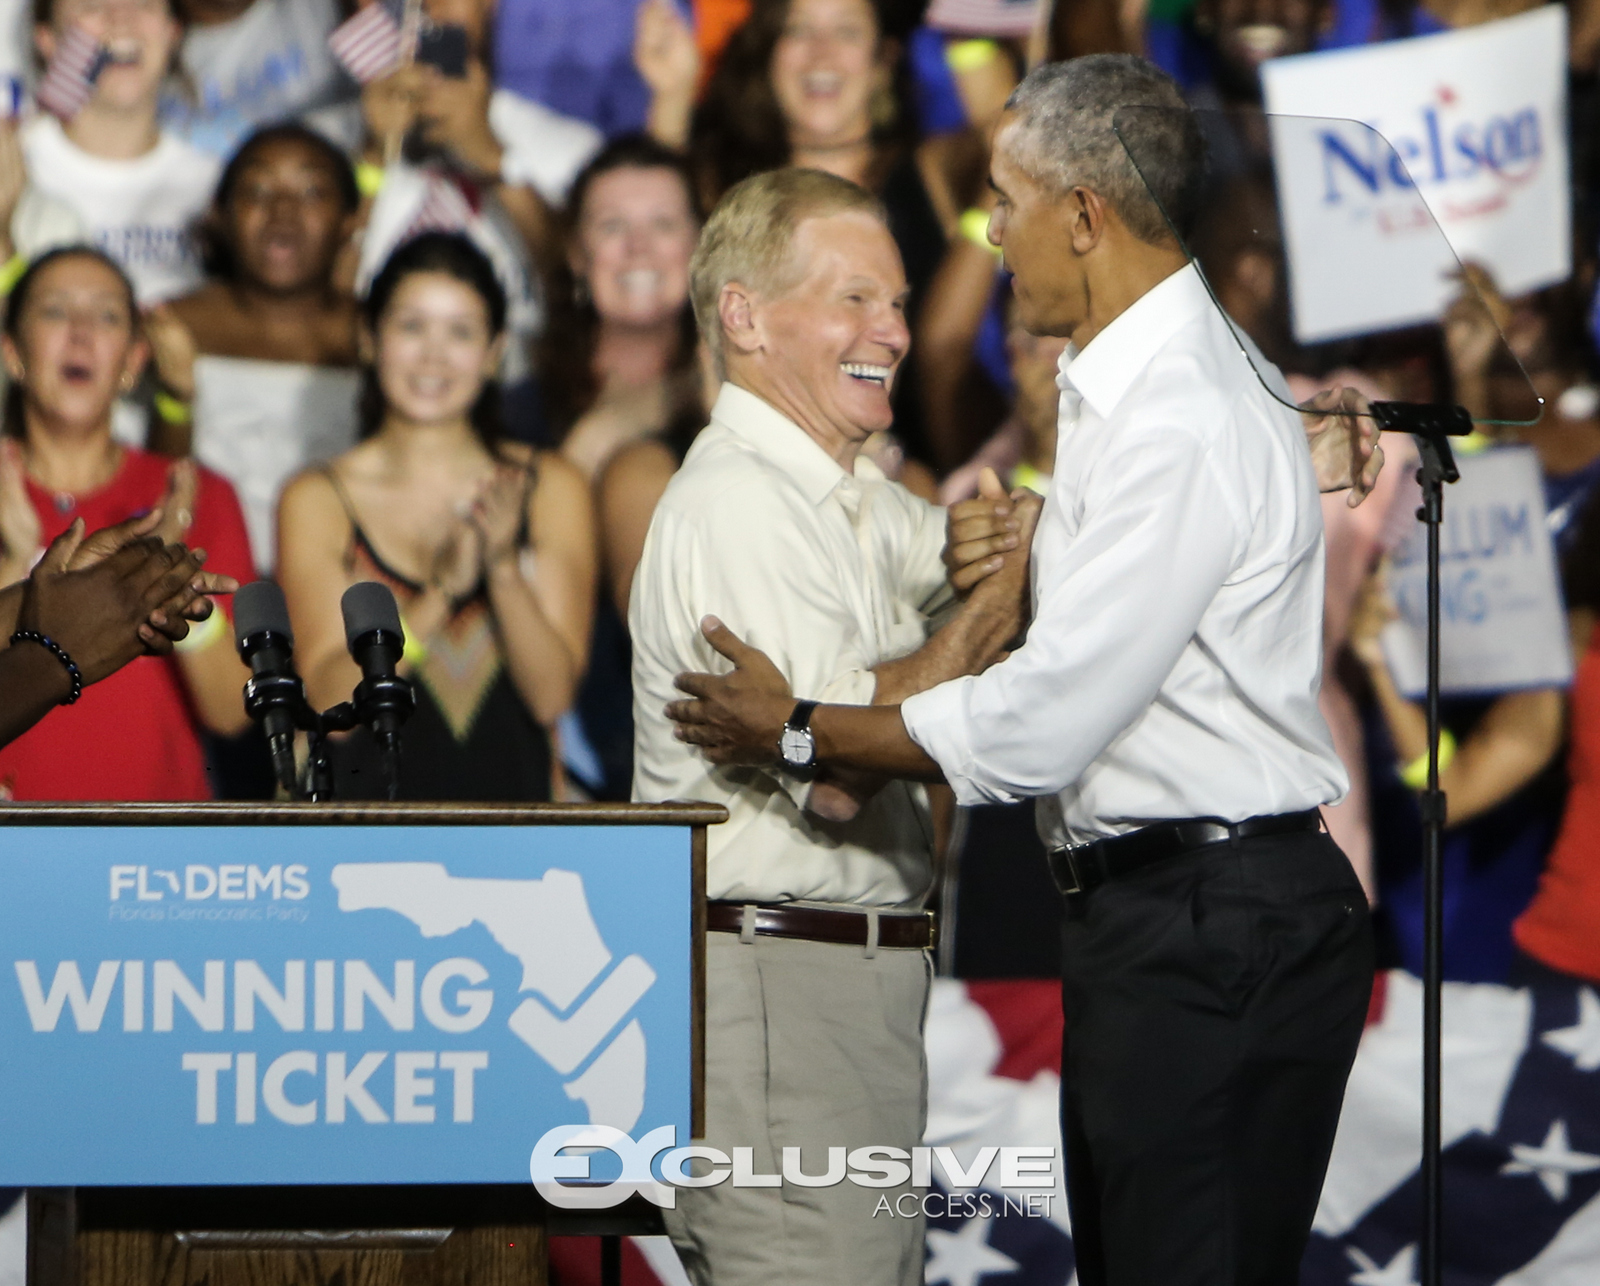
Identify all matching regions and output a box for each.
[0,825,692,1185]
[1381,447,1573,700]
[1261,6,1569,343]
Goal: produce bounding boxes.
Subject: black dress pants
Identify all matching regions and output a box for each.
[1060,828,1373,1286]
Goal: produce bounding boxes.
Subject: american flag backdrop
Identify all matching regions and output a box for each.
[551,973,1600,1285]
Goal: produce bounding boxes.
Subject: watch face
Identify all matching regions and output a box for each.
[780,726,816,767]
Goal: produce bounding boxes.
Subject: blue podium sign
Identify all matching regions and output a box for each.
[0,808,708,1186]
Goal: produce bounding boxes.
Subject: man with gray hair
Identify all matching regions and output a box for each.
[669,54,1378,1286]
[630,165,1038,1286]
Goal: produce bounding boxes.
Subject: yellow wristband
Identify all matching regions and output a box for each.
[1399,729,1456,791]
[0,253,27,296]
[398,612,428,668]
[945,38,1000,74]
[173,603,227,654]
[153,390,192,425]
[959,207,1001,255]
[355,162,387,199]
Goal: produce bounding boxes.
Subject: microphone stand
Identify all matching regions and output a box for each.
[1371,401,1466,1286]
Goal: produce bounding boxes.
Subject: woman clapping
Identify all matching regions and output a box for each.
[277,233,596,801]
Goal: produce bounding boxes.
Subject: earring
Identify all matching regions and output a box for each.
[870,81,898,131]
[119,374,135,393]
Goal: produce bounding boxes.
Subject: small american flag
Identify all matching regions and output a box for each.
[405,173,475,237]
[35,25,110,121]
[328,1,403,85]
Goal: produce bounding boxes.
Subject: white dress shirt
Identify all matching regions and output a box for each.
[631,382,949,907]
[900,263,1348,847]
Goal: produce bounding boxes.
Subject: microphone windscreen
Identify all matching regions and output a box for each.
[341,581,404,648]
[234,580,292,649]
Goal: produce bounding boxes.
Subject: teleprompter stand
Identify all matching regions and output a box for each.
[1370,400,1469,1286]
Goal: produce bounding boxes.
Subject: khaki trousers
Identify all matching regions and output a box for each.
[663,929,931,1286]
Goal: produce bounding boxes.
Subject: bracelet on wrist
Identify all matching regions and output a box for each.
[11,629,83,704]
[1399,729,1456,791]
[153,390,193,426]
[0,252,29,297]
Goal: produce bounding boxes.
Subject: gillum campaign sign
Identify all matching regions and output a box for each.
[1262,6,1569,343]
[0,826,693,1184]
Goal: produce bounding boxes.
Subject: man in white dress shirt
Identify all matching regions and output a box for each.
[630,166,1037,1286]
[668,56,1376,1286]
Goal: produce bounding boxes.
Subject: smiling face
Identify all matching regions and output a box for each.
[225,137,352,295]
[987,116,1090,339]
[4,253,146,433]
[371,271,504,429]
[740,208,908,448]
[38,0,181,116]
[769,0,886,152]
[573,165,698,331]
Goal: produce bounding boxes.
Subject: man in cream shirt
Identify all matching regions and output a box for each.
[630,167,1034,1286]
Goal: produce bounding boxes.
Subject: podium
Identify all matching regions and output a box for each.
[0,801,724,1286]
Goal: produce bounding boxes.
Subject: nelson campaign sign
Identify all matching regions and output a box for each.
[1262,7,1569,343]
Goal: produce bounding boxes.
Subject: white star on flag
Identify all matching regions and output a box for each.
[1345,1243,1417,1286]
[925,1211,1020,1286]
[1542,988,1600,1071]
[1501,1120,1600,1201]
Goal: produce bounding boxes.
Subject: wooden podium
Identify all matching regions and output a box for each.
[0,801,723,1286]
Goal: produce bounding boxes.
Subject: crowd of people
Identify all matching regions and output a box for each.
[0,0,1596,997]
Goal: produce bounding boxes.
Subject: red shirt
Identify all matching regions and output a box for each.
[0,447,255,801]
[1516,636,1600,980]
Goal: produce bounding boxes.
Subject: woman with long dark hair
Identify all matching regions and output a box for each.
[277,232,596,801]
[0,246,254,799]
[644,0,945,463]
[540,133,705,482]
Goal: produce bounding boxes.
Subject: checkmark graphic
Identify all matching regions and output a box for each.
[507,955,658,1076]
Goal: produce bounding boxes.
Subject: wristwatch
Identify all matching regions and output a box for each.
[778,700,820,780]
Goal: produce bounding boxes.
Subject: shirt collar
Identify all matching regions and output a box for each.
[712,381,852,506]
[1057,262,1214,421]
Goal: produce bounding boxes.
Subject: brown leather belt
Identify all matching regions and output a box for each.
[706,901,936,950]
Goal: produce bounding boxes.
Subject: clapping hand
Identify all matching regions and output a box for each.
[0,438,40,583]
[429,515,484,603]
[1302,386,1384,509]
[21,520,233,682]
[150,458,198,547]
[470,463,534,572]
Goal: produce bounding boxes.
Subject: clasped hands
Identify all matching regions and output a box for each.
[17,510,238,688]
[668,469,1041,767]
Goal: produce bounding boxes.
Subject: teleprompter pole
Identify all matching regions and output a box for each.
[1371,402,1464,1286]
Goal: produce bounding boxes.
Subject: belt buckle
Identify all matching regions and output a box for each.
[1052,844,1087,897]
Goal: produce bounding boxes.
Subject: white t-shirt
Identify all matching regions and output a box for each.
[168,0,357,159]
[489,88,602,205]
[21,115,221,303]
[192,354,361,572]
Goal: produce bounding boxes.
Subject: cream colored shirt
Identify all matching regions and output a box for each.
[631,382,949,908]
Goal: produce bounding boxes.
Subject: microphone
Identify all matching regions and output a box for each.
[340,582,415,799]
[233,581,304,794]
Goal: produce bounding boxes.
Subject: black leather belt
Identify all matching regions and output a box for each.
[1047,809,1324,898]
[706,901,936,950]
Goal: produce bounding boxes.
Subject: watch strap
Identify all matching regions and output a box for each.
[786,699,820,733]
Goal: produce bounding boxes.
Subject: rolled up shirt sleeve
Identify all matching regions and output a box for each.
[900,421,1243,806]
